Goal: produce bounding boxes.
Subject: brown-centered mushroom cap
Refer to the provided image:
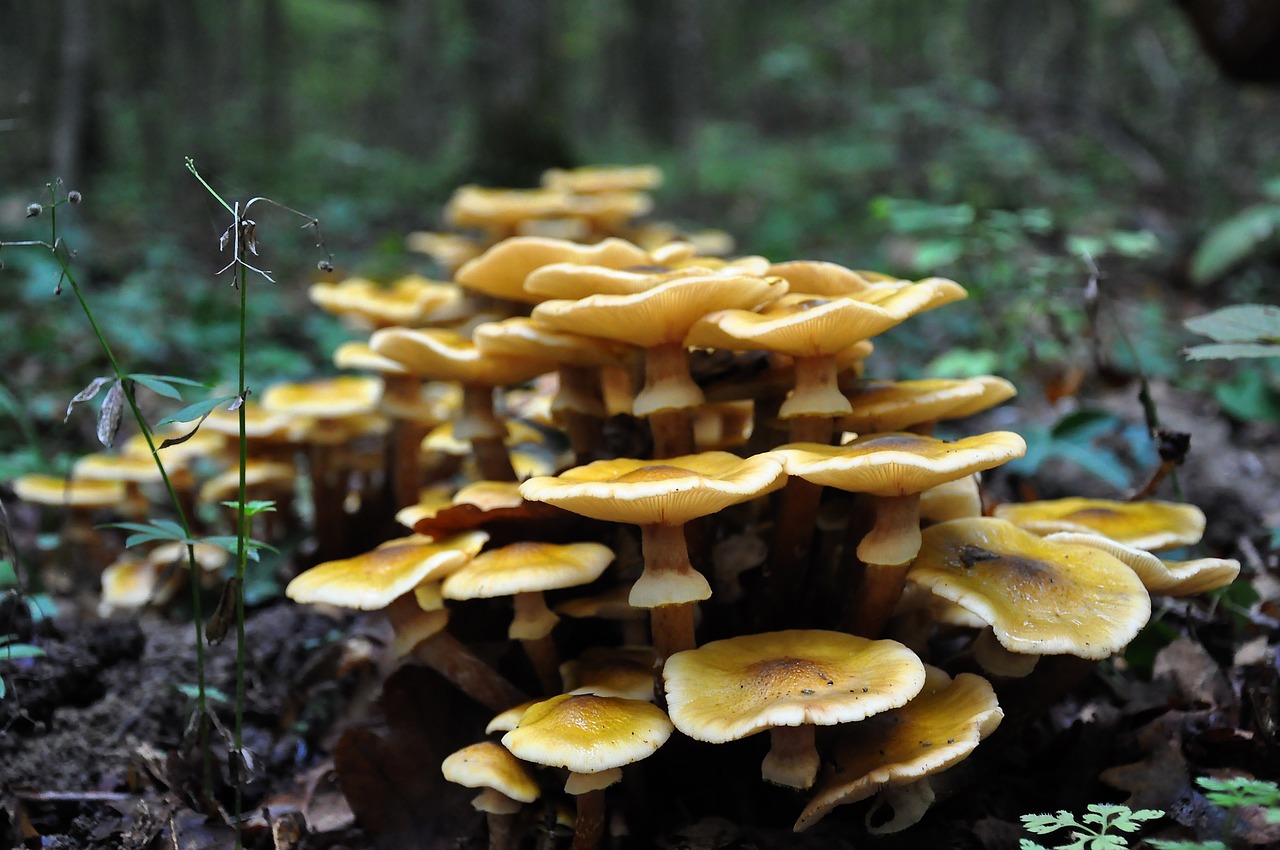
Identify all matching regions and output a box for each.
[794,667,1002,832]
[908,517,1151,659]
[663,630,926,789]
[993,497,1206,551]
[518,452,786,527]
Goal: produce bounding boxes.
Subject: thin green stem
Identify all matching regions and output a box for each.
[37,191,213,795]
[233,202,250,849]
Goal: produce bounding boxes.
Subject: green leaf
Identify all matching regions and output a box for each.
[26,594,57,622]
[1020,842,1052,850]
[0,677,5,698]
[1213,367,1280,422]
[128,374,209,389]
[1189,207,1280,285]
[127,375,182,400]
[156,394,238,426]
[1022,812,1077,834]
[1184,304,1280,343]
[175,683,229,703]
[1185,342,1280,361]
[220,499,278,517]
[0,641,46,660]
[200,535,278,562]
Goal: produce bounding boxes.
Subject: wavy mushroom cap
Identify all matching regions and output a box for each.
[12,474,127,509]
[772,432,1026,497]
[370,327,557,385]
[993,497,1206,551]
[442,541,614,599]
[473,317,630,368]
[561,646,658,701]
[530,273,788,348]
[686,293,906,359]
[795,667,1002,832]
[838,377,1016,433]
[1045,532,1240,597]
[908,517,1151,659]
[663,630,927,743]
[519,452,786,526]
[454,235,652,304]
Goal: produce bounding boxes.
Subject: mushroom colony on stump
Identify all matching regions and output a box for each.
[11,164,1242,847]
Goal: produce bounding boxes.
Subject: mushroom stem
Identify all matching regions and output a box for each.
[570,787,607,850]
[557,366,607,464]
[762,724,819,789]
[485,812,515,850]
[782,356,851,420]
[410,628,528,713]
[459,384,517,482]
[390,419,431,509]
[647,408,695,460]
[846,494,922,637]
[632,524,707,664]
[309,441,348,561]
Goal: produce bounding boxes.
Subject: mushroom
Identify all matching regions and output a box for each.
[992,497,1206,550]
[519,452,786,664]
[838,377,1017,435]
[794,666,1003,832]
[442,540,616,693]
[770,431,1026,636]
[662,630,927,790]
[454,236,653,306]
[907,518,1153,668]
[285,530,526,711]
[11,474,128,578]
[1043,532,1240,597]
[501,693,673,850]
[529,269,787,457]
[541,164,663,194]
[309,275,464,330]
[370,327,557,481]
[442,741,540,850]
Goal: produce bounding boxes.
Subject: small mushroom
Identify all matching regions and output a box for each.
[501,694,673,850]
[442,741,540,850]
[993,497,1206,551]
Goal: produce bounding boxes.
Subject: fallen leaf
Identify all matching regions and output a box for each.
[1153,636,1235,709]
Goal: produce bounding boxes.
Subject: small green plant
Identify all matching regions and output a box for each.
[1019,803,1164,850]
[1148,777,1280,850]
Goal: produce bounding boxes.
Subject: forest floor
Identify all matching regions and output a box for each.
[1,379,1278,850]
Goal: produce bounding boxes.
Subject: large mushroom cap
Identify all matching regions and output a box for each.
[370,328,557,385]
[260,376,383,418]
[12,474,127,508]
[663,630,927,742]
[993,497,1206,551]
[442,541,614,599]
[501,693,673,779]
[518,452,786,527]
[309,276,462,328]
[838,377,1016,433]
[686,293,906,358]
[908,517,1151,659]
[794,667,1003,832]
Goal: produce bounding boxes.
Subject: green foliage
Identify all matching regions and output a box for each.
[1183,305,1280,361]
[101,519,277,562]
[1020,803,1163,850]
[0,634,47,700]
[1004,409,1156,492]
[1189,206,1280,287]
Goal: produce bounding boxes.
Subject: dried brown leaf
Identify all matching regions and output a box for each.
[97,380,126,448]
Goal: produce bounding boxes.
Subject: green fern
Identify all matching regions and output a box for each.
[1020,804,1164,850]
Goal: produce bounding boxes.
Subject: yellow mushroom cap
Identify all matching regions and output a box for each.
[555,585,646,622]
[838,378,1015,433]
[486,699,540,735]
[442,541,614,599]
[794,667,1003,832]
[441,741,540,807]
[541,164,663,194]
[422,420,544,456]
[393,485,455,529]
[473,317,629,368]
[202,401,302,441]
[501,693,673,779]
[121,428,224,465]
[993,497,1206,551]
[332,340,411,375]
[370,327,557,385]
[908,517,1152,659]
[772,432,1026,497]
[518,452,786,527]
[454,236,652,304]
[531,273,787,348]
[919,475,983,523]
[405,231,484,270]
[309,276,461,328]
[198,460,295,505]
[12,474,127,508]
[72,453,166,484]
[284,530,488,610]
[100,554,159,610]
[766,261,892,297]
[686,294,905,358]
[662,630,927,742]
[147,541,230,573]
[260,376,383,418]
[1045,532,1241,597]
[524,264,706,299]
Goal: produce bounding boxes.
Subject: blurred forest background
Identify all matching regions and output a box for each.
[3,0,1280,478]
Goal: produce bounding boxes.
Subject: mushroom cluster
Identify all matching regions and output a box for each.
[9,164,1241,846]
